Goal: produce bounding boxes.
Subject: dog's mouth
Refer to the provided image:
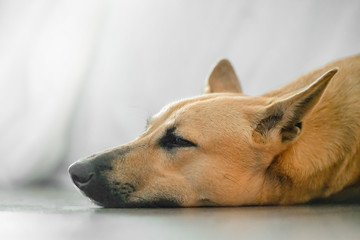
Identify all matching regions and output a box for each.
[75,182,180,208]
[69,161,180,208]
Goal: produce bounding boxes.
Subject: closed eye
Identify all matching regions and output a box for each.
[159,127,197,150]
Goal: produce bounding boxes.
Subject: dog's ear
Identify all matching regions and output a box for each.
[253,68,338,144]
[204,59,242,94]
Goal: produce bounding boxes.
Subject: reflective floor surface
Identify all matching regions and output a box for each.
[1,186,359,240]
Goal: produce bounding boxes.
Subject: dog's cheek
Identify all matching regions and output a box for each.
[178,153,263,206]
[177,157,223,204]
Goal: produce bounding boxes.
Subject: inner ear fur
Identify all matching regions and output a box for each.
[253,68,339,144]
[204,59,242,94]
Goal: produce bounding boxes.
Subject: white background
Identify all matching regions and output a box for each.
[0,0,359,187]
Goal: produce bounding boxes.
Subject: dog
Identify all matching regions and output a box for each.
[69,54,360,207]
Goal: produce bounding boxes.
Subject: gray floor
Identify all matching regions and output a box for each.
[1,186,360,240]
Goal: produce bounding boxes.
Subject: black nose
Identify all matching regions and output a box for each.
[69,161,94,188]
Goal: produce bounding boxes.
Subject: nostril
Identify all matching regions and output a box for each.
[69,162,94,188]
[72,173,94,186]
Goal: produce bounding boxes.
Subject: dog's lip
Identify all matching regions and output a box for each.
[95,198,181,208]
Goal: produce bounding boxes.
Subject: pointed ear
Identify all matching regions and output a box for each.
[204,59,242,94]
[253,68,338,144]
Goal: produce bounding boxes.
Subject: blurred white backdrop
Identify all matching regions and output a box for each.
[0,0,359,187]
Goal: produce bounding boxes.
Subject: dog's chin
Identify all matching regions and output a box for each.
[76,184,181,208]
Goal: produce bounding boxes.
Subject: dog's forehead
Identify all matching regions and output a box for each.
[152,94,231,121]
[151,93,260,128]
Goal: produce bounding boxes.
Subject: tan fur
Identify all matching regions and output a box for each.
[261,55,360,204]
[70,54,360,207]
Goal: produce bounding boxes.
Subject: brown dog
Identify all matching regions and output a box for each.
[69,54,360,207]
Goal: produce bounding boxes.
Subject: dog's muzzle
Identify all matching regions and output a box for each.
[68,149,181,208]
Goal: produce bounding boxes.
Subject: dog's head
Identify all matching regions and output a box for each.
[69,60,338,207]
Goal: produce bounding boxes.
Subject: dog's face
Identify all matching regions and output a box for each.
[69,60,337,207]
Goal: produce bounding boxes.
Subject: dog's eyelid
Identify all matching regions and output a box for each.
[159,127,197,149]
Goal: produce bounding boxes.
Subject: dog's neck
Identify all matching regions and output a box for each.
[270,124,360,204]
[261,57,360,204]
